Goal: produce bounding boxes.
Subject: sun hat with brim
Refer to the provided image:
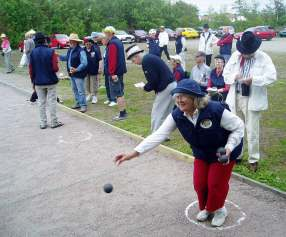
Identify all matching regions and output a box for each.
[27,29,36,36]
[170,55,182,64]
[103,26,116,34]
[236,31,262,54]
[69,33,82,42]
[1,33,7,38]
[171,79,206,97]
[125,44,144,60]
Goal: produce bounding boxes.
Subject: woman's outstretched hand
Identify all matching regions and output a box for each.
[114,151,140,166]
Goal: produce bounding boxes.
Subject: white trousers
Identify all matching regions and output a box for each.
[151,81,177,133]
[236,94,261,163]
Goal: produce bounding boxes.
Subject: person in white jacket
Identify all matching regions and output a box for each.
[223,31,277,172]
[158,26,170,61]
[198,24,218,66]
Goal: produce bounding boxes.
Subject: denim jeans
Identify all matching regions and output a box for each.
[70,77,87,107]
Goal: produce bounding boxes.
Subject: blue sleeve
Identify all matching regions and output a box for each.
[59,55,67,61]
[76,50,88,72]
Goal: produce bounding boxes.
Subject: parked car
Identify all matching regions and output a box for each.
[178,28,199,39]
[234,26,276,40]
[164,28,177,40]
[49,34,70,48]
[128,30,147,42]
[115,30,135,44]
[216,26,235,38]
[279,28,286,37]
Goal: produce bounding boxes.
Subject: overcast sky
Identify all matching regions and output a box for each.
[179,0,269,14]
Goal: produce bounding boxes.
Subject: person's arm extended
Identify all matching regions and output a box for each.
[220,109,244,152]
[76,50,88,72]
[114,114,177,165]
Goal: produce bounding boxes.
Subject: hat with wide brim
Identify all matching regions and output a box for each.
[236,31,262,54]
[125,44,144,60]
[172,79,206,97]
[69,33,83,42]
[170,55,183,64]
[1,33,7,38]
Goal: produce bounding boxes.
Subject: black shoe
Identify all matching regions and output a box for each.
[248,162,258,172]
[51,122,64,129]
[112,112,128,121]
[71,105,80,110]
[40,125,48,129]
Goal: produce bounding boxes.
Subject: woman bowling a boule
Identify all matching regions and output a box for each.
[114,79,244,227]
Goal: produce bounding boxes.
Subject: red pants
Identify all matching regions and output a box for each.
[193,159,235,212]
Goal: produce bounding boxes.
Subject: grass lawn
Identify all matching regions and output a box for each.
[1,42,286,192]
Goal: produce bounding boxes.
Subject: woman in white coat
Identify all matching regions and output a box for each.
[223,31,277,172]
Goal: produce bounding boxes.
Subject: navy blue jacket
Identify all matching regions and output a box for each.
[147,38,160,57]
[67,45,88,79]
[219,33,233,55]
[30,45,58,86]
[175,36,183,54]
[142,54,174,93]
[173,64,185,82]
[209,69,228,101]
[84,44,102,75]
[104,36,127,76]
[172,101,243,163]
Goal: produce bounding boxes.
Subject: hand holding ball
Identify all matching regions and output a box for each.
[216,147,229,164]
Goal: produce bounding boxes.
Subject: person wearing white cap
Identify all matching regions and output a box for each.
[175,28,187,70]
[103,26,128,121]
[146,29,160,57]
[170,55,185,82]
[126,44,176,133]
[1,33,15,73]
[158,26,170,61]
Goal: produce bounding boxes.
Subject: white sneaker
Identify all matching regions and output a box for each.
[108,101,117,107]
[211,207,228,227]
[86,94,92,102]
[104,100,110,105]
[196,209,210,222]
[92,96,98,104]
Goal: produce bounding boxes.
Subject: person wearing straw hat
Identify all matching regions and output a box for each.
[126,44,176,133]
[223,31,277,172]
[24,29,36,64]
[29,32,63,129]
[103,26,128,121]
[175,28,186,70]
[158,26,170,61]
[147,29,160,57]
[1,33,15,73]
[114,79,244,227]
[59,33,88,113]
[170,55,185,82]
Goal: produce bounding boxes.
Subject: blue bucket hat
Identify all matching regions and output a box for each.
[236,31,262,54]
[171,79,206,97]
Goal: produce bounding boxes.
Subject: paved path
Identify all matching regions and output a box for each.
[0,73,285,237]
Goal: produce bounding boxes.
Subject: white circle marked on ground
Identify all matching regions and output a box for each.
[58,132,93,144]
[185,200,246,231]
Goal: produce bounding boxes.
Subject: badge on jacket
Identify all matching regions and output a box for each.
[200,119,212,129]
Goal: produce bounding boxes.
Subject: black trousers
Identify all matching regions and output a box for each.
[206,54,212,66]
[160,45,170,60]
